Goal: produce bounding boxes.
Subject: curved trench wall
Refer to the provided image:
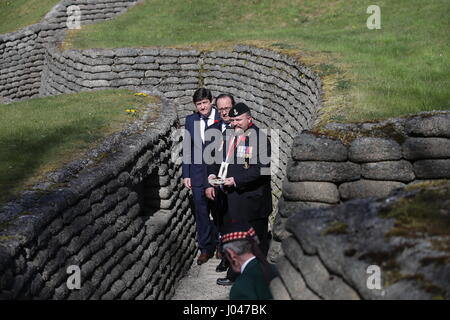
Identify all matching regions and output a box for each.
[0,96,198,299]
[0,0,141,101]
[39,44,322,209]
[5,0,446,301]
[271,112,450,300]
[1,31,322,300]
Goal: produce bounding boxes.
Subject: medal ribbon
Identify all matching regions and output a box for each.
[225,135,246,163]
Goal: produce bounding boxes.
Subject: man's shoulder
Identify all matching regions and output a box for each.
[229,260,270,300]
[230,274,257,300]
[206,120,222,130]
[185,112,199,121]
[245,259,277,280]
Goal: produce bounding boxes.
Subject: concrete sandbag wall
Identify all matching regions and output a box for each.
[0,0,324,300]
[272,112,450,300]
[39,44,323,211]
[0,96,196,299]
[0,0,141,101]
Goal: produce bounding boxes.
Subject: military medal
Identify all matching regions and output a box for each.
[237,145,246,158]
[244,146,253,158]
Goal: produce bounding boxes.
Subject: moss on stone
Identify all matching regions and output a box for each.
[0,221,13,232]
[0,235,19,241]
[313,121,407,145]
[383,271,446,298]
[18,211,33,216]
[430,239,450,253]
[370,122,407,145]
[358,245,409,274]
[322,221,348,235]
[310,129,358,146]
[404,179,449,192]
[380,183,450,241]
[420,256,450,267]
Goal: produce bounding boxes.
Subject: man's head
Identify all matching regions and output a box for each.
[229,102,253,134]
[223,239,256,273]
[193,88,213,117]
[221,222,258,273]
[216,93,235,123]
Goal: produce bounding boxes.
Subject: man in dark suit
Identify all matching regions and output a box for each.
[206,102,272,285]
[182,88,221,265]
[204,93,235,272]
[221,221,277,300]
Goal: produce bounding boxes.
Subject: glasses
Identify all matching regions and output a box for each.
[218,107,232,112]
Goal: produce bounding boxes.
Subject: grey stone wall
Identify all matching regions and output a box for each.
[39,44,322,211]
[0,0,141,101]
[0,94,196,299]
[0,0,324,300]
[272,184,450,300]
[0,39,323,298]
[272,112,450,299]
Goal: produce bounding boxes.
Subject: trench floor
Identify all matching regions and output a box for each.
[171,252,231,300]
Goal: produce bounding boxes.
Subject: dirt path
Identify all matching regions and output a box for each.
[171,253,231,300]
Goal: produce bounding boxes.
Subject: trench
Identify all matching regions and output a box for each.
[0,0,323,300]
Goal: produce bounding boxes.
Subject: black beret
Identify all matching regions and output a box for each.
[229,102,250,117]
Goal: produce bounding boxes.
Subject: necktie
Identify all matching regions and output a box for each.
[201,116,208,143]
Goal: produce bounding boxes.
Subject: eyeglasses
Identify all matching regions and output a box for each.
[218,107,232,112]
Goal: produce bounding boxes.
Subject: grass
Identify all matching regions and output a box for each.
[358,182,450,298]
[2,0,449,122]
[380,182,450,252]
[322,221,348,235]
[0,0,60,34]
[0,89,158,205]
[312,119,409,145]
[55,0,450,123]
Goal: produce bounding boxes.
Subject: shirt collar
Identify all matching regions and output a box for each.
[201,108,215,120]
[240,256,256,274]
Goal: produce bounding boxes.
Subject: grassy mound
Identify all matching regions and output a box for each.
[0,0,60,34]
[62,0,449,122]
[382,181,450,240]
[0,89,157,205]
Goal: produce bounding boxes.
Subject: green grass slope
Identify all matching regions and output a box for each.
[62,0,449,122]
[0,0,60,34]
[0,89,157,205]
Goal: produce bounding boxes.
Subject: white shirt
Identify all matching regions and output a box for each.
[221,122,230,132]
[241,256,256,274]
[200,108,217,143]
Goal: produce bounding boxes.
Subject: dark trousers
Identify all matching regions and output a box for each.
[225,217,270,281]
[192,186,217,254]
[209,188,228,241]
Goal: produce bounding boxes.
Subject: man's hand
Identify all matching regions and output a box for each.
[183,177,192,190]
[205,187,215,200]
[224,177,236,187]
[207,174,217,186]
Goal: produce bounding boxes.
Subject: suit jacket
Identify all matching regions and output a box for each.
[203,120,231,225]
[203,120,231,185]
[182,109,220,187]
[207,124,272,221]
[229,258,277,300]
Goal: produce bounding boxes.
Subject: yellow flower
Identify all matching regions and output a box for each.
[134,92,148,97]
